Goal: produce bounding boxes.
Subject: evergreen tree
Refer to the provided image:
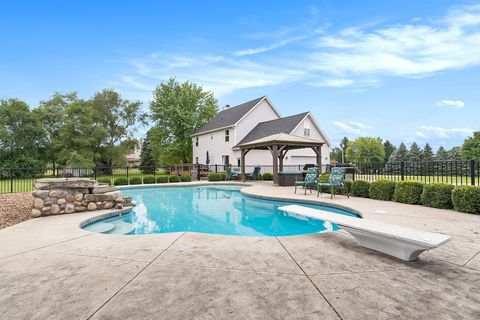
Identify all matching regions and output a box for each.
[383,140,396,163]
[408,142,422,161]
[448,146,462,161]
[139,133,156,173]
[395,142,409,161]
[436,146,449,160]
[421,143,434,161]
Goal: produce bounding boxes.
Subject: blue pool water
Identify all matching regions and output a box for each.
[83,185,360,236]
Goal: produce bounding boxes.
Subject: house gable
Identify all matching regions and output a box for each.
[290,113,331,147]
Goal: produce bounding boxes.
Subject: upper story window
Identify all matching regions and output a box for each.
[225,129,230,142]
[195,136,199,146]
[303,123,311,137]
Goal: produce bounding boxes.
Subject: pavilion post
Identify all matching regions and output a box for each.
[316,145,322,173]
[240,148,247,182]
[272,144,279,185]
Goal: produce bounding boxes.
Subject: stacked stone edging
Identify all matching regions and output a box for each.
[31,178,133,218]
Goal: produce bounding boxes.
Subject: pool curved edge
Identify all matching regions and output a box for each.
[79,182,363,233]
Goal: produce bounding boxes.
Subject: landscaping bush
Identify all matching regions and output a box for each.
[169,175,181,183]
[369,179,396,201]
[394,181,424,204]
[452,186,480,214]
[129,176,142,185]
[421,183,454,209]
[220,173,227,181]
[180,174,192,182]
[344,180,352,194]
[317,173,330,193]
[351,180,370,198]
[262,172,273,180]
[208,173,223,181]
[113,177,128,186]
[97,178,112,185]
[156,175,169,183]
[143,176,156,184]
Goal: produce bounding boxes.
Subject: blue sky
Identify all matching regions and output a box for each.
[1,0,479,150]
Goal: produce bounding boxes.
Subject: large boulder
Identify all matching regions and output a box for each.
[84,192,122,202]
[34,178,99,190]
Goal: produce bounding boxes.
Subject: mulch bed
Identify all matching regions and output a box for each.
[0,193,33,229]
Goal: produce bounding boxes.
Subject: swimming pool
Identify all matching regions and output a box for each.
[82,185,361,236]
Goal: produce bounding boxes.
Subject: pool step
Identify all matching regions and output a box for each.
[110,220,136,235]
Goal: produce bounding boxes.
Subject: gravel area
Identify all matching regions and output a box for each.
[0,192,32,229]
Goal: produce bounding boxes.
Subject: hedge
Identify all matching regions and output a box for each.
[369,180,396,201]
[421,183,454,209]
[452,186,480,214]
[129,176,143,185]
[113,177,128,186]
[351,180,370,198]
[156,175,169,183]
[220,173,227,181]
[97,178,112,185]
[394,181,423,204]
[180,174,192,182]
[143,176,156,184]
[208,173,223,181]
[262,172,273,180]
[169,175,181,183]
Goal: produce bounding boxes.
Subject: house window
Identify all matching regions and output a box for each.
[237,159,241,167]
[222,155,230,165]
[195,137,199,147]
[225,130,230,142]
[304,123,311,137]
[195,157,199,164]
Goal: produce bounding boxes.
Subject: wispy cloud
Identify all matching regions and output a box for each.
[436,99,465,108]
[114,4,480,96]
[417,125,473,139]
[333,121,374,136]
[234,36,307,56]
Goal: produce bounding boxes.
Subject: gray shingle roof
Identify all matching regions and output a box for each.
[235,112,309,146]
[193,96,265,135]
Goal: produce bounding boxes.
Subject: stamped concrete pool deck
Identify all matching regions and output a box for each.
[1,181,480,319]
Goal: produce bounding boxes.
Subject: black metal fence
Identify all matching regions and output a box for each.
[351,160,480,186]
[1,161,479,194]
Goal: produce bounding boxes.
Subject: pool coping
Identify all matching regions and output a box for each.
[79,182,363,232]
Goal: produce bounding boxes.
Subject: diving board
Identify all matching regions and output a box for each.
[279,205,450,261]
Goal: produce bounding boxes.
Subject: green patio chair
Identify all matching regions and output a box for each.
[249,166,261,180]
[317,167,349,199]
[294,167,319,194]
[225,167,236,180]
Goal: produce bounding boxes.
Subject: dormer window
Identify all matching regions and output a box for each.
[225,129,230,142]
[304,123,311,137]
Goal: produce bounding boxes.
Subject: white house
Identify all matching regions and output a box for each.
[192,96,331,168]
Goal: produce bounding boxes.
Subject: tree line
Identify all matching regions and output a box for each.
[0,78,218,169]
[330,134,480,164]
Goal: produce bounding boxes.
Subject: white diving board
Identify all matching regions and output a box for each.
[279,205,450,262]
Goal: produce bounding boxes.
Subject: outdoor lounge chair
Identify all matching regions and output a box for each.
[279,205,450,261]
[248,166,261,180]
[225,167,237,180]
[294,167,318,194]
[317,167,349,199]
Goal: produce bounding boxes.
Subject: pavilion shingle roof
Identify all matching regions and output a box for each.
[235,112,309,147]
[193,96,265,135]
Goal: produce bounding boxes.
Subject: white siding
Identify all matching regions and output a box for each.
[193,128,234,165]
[234,99,279,144]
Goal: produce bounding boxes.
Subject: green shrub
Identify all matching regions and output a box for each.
[129,176,142,185]
[421,183,454,209]
[220,173,227,181]
[452,186,480,214]
[262,172,273,180]
[351,180,370,198]
[394,181,424,204]
[97,178,112,185]
[156,175,169,183]
[369,180,396,201]
[169,175,180,183]
[180,174,192,182]
[208,173,223,181]
[344,180,352,194]
[143,176,156,184]
[317,173,330,193]
[113,177,128,186]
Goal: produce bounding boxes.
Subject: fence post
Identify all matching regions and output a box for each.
[215,164,218,173]
[126,167,129,180]
[94,167,97,180]
[400,161,405,181]
[470,159,475,186]
[10,168,13,193]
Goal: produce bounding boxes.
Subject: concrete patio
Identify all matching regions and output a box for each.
[1,182,479,319]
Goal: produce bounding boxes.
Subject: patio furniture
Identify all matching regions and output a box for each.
[294,167,319,194]
[279,205,451,261]
[248,166,261,180]
[317,167,349,199]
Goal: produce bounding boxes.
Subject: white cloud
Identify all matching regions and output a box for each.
[308,78,354,88]
[417,125,473,139]
[436,99,465,108]
[333,121,374,136]
[234,36,307,56]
